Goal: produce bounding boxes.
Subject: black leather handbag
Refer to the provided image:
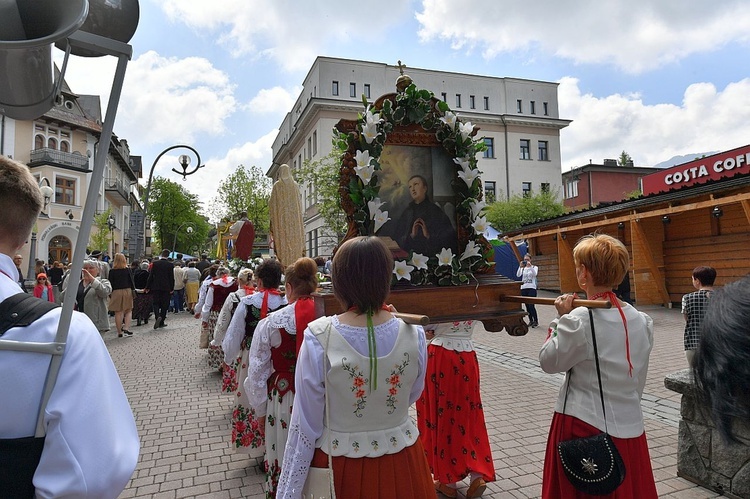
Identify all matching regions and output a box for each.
[557,308,626,495]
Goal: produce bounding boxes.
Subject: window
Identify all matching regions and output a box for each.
[543,102,549,116]
[566,179,579,199]
[332,81,339,96]
[312,131,317,156]
[522,182,532,198]
[538,140,549,161]
[55,177,75,205]
[483,96,489,110]
[470,95,475,109]
[48,138,57,149]
[349,82,356,98]
[441,92,447,102]
[541,183,550,194]
[455,94,461,108]
[530,101,536,114]
[307,137,312,159]
[34,134,44,149]
[298,154,302,169]
[364,84,371,99]
[484,181,496,203]
[517,99,523,113]
[483,138,495,158]
[520,139,531,160]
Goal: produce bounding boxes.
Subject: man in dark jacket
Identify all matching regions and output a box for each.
[145,249,175,329]
[195,254,211,274]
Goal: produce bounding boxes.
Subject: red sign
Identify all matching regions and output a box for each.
[641,144,750,195]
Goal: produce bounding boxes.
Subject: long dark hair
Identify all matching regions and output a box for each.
[693,275,750,443]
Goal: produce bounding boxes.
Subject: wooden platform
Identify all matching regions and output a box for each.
[313,274,529,335]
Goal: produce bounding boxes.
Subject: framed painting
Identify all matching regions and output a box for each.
[333,76,494,286]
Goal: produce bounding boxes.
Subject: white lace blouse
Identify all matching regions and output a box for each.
[275,315,427,499]
[210,287,251,348]
[222,291,287,363]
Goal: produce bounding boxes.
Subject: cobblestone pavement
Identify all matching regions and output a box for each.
[107,293,720,498]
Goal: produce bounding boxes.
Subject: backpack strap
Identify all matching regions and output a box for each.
[0,293,60,336]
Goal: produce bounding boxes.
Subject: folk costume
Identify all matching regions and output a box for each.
[201,275,238,370]
[539,300,658,498]
[276,315,435,499]
[247,296,315,497]
[416,321,495,495]
[224,289,286,457]
[196,275,213,348]
[213,283,255,394]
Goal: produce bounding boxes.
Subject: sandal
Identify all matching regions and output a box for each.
[435,481,457,499]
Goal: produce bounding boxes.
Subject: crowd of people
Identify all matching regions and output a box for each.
[4,153,748,498]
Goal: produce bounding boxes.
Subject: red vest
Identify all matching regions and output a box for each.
[267,328,297,397]
[210,282,238,312]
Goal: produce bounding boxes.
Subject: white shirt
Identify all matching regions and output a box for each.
[0,253,139,498]
[211,287,252,348]
[276,315,427,499]
[200,276,236,318]
[539,305,654,438]
[223,291,287,363]
[516,263,538,289]
[173,266,185,290]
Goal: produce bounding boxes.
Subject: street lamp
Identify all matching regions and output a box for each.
[27,178,56,281]
[172,222,194,255]
[107,214,116,256]
[135,145,204,259]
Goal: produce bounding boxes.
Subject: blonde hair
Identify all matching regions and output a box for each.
[573,234,629,288]
[0,156,43,249]
[112,252,127,269]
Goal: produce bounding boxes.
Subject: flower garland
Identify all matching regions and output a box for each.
[333,83,494,286]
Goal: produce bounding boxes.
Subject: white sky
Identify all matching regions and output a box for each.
[57,0,750,208]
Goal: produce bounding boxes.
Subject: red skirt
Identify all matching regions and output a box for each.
[542,412,658,499]
[311,439,435,498]
[416,345,496,484]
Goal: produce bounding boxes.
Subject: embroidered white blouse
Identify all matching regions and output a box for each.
[210,287,252,348]
[223,291,287,363]
[275,315,427,499]
[539,305,654,438]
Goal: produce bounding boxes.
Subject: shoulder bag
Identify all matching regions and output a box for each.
[557,308,626,495]
[301,319,336,499]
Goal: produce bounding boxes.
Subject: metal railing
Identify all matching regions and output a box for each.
[29,147,89,170]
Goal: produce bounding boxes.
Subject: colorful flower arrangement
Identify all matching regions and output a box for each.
[226,256,265,276]
[333,83,494,286]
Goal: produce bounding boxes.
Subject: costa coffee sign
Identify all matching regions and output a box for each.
[641,144,750,195]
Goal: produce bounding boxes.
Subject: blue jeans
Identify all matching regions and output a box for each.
[521,287,538,324]
[171,288,185,312]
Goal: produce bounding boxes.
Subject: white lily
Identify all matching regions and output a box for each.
[460,240,482,261]
[355,149,372,167]
[361,121,380,144]
[471,216,488,234]
[355,164,375,183]
[453,157,471,172]
[373,209,390,232]
[458,121,474,139]
[469,199,487,218]
[364,105,382,126]
[367,198,385,217]
[437,248,454,266]
[439,111,457,127]
[457,168,480,188]
[409,253,428,270]
[393,260,414,281]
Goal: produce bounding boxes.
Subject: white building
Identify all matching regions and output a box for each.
[269,56,571,258]
[1,79,142,279]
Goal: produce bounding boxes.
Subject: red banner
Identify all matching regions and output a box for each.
[641,144,750,195]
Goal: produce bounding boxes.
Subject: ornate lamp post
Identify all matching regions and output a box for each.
[171,223,193,255]
[135,145,204,258]
[107,214,116,256]
[27,178,55,282]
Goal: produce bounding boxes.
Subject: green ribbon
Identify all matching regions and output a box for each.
[367,309,377,391]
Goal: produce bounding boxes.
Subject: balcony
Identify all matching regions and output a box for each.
[29,148,89,172]
[105,178,131,206]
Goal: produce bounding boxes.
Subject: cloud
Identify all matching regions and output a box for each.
[559,77,750,168]
[58,51,238,147]
[158,0,413,71]
[247,86,301,115]
[416,0,750,73]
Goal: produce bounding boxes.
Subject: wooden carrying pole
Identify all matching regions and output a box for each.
[500,295,612,309]
[392,312,430,326]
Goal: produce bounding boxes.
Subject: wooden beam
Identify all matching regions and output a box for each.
[557,235,578,293]
[508,191,750,241]
[630,219,671,306]
[503,236,523,262]
[741,200,750,226]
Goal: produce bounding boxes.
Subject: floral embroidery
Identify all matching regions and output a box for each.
[352,441,360,453]
[385,354,410,414]
[232,404,264,449]
[390,436,398,446]
[371,439,379,451]
[405,429,413,440]
[221,357,240,393]
[342,358,368,417]
[332,438,340,450]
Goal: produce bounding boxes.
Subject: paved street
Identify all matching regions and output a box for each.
[107,292,719,498]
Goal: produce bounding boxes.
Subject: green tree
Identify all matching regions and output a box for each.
[618,150,633,166]
[89,208,113,252]
[208,165,272,232]
[486,189,565,233]
[147,177,211,254]
[295,151,348,248]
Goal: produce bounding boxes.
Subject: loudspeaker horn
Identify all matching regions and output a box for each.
[56,0,140,58]
[0,0,89,120]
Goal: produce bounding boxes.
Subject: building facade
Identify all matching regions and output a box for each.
[562,159,662,210]
[268,57,571,258]
[1,81,142,279]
